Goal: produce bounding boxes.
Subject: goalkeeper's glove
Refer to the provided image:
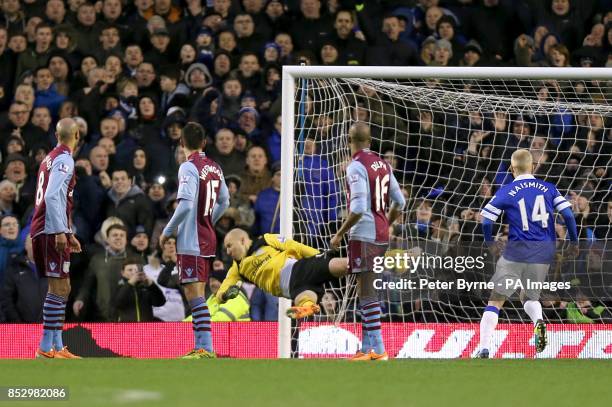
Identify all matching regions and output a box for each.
[222,285,241,302]
[316,248,340,259]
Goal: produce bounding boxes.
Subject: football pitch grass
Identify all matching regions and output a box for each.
[1,359,610,407]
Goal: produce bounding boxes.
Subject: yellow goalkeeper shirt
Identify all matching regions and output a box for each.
[217,234,320,301]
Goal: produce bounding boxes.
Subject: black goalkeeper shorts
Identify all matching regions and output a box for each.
[288,256,334,300]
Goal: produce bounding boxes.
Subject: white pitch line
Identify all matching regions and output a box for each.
[113,389,163,404]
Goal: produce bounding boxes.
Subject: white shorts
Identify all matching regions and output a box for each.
[490,256,550,301]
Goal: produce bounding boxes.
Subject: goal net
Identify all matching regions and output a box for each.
[280,67,612,358]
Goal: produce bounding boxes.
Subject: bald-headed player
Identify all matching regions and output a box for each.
[32,118,82,359]
[160,122,230,359]
[475,149,578,358]
[331,122,406,361]
[220,229,348,318]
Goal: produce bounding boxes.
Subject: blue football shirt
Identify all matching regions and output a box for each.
[480,174,571,263]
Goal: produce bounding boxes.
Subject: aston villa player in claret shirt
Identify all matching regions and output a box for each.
[31,118,83,359]
[160,122,230,359]
[331,122,406,361]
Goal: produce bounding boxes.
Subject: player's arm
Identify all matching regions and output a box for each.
[161,164,197,243]
[212,174,230,224]
[161,199,193,239]
[552,190,579,257]
[553,191,578,242]
[44,156,73,235]
[265,234,320,258]
[387,172,406,224]
[480,196,504,254]
[45,155,77,251]
[331,163,368,249]
[217,263,241,303]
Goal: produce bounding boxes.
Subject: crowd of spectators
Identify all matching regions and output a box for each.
[0,0,610,324]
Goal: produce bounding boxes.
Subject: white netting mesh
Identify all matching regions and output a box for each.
[289,75,612,356]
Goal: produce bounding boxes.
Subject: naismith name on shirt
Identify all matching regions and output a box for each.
[373,278,570,292]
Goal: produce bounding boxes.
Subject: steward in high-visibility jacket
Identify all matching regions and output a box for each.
[184,290,250,322]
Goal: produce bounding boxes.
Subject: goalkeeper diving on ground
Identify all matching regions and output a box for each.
[219,229,348,319]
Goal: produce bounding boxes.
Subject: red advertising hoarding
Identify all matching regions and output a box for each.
[1,323,610,359]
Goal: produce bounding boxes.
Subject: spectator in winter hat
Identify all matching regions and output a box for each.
[320,40,339,65]
[162,107,187,143]
[145,27,173,67]
[238,106,261,144]
[185,63,212,90]
[461,40,483,67]
[436,14,466,63]
[263,42,281,63]
[420,35,437,65]
[432,38,452,66]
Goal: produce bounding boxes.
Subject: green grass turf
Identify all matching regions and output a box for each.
[0,359,610,407]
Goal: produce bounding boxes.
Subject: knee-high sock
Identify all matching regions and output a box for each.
[362,301,384,354]
[40,293,66,352]
[190,297,212,352]
[478,305,499,351]
[359,303,372,353]
[523,301,543,325]
[53,296,67,350]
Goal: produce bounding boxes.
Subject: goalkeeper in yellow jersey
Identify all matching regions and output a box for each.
[219,229,348,319]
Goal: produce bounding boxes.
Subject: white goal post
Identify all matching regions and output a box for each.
[278,66,612,358]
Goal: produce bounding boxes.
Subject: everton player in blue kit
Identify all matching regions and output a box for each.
[476,149,578,358]
[331,122,406,361]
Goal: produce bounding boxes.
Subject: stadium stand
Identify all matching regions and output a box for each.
[0,0,610,325]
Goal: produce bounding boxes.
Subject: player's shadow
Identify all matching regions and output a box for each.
[64,325,122,357]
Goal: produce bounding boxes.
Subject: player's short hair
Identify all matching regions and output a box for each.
[510,149,533,173]
[225,228,250,243]
[348,121,371,145]
[106,223,128,237]
[181,122,206,150]
[56,118,79,142]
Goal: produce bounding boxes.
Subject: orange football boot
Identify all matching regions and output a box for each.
[349,350,390,361]
[54,347,82,359]
[286,303,321,319]
[369,351,389,361]
[35,349,55,359]
[349,351,371,361]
